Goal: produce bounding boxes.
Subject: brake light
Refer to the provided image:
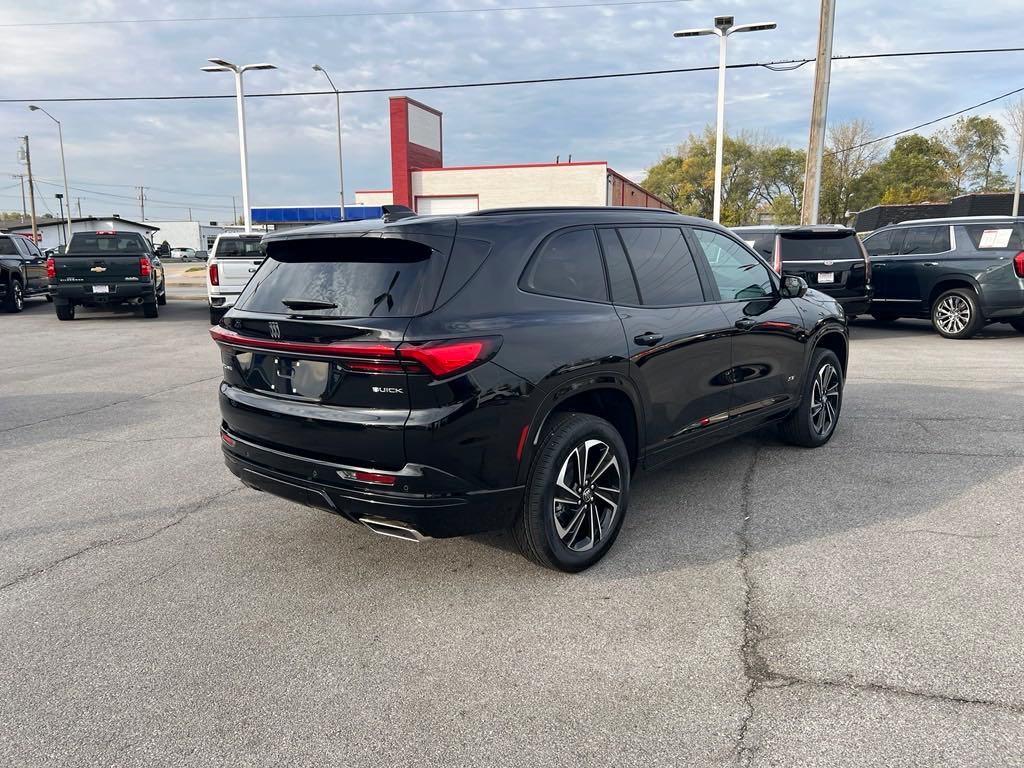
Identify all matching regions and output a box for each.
[139,257,152,277]
[1014,251,1024,278]
[46,258,56,279]
[95,230,116,235]
[772,236,782,274]
[209,327,500,378]
[209,262,219,286]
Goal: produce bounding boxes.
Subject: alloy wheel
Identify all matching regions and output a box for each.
[935,294,971,335]
[552,439,621,552]
[13,282,23,310]
[809,362,840,437]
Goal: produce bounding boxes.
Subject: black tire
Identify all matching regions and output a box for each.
[1008,319,1024,334]
[210,307,224,325]
[931,288,983,339]
[45,294,53,303]
[778,348,843,448]
[142,301,159,319]
[869,309,900,323]
[513,412,630,572]
[55,304,75,321]
[4,278,24,313]
[157,289,167,306]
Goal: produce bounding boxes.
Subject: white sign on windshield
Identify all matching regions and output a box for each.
[979,228,1012,248]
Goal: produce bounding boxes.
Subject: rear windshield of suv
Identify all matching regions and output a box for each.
[216,238,264,258]
[779,232,862,262]
[67,233,148,254]
[234,235,448,318]
[0,237,18,255]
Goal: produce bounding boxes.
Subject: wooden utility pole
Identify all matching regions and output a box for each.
[800,0,836,225]
[19,137,39,242]
[137,186,146,220]
[10,174,27,223]
[76,198,83,218]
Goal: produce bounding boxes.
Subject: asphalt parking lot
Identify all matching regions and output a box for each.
[1,298,1022,767]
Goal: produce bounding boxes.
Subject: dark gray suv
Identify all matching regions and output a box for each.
[862,217,1024,339]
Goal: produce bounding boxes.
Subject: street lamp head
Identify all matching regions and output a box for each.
[312,64,323,72]
[243,63,277,72]
[201,65,231,73]
[28,105,40,111]
[731,21,777,34]
[673,27,716,37]
[714,15,735,30]
[207,57,236,69]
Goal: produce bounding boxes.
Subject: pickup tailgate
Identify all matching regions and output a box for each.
[54,254,147,284]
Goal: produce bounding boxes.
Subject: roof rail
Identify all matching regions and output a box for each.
[897,215,1022,225]
[469,206,681,217]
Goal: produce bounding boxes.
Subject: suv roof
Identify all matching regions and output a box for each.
[891,215,1024,227]
[732,224,855,234]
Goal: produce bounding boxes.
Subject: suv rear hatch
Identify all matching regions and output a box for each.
[213,222,456,471]
[212,235,265,291]
[774,230,868,298]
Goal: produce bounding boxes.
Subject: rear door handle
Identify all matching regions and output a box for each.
[633,332,663,346]
[735,318,756,330]
[923,262,939,267]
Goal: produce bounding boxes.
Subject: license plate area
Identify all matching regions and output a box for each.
[92,285,110,294]
[817,272,835,284]
[235,351,331,399]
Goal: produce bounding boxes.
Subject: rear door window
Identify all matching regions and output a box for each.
[963,224,1024,250]
[617,226,704,305]
[520,227,608,302]
[741,232,774,261]
[236,235,448,317]
[597,229,640,305]
[900,226,944,255]
[0,237,17,256]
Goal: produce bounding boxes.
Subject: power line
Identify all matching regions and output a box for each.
[2,46,1021,104]
[0,0,690,29]
[826,85,1024,156]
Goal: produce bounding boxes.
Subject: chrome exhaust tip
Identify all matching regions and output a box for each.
[359,517,430,543]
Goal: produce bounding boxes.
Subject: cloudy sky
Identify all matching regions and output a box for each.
[1,0,1021,222]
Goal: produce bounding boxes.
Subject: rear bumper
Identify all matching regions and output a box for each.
[53,283,156,303]
[221,428,524,538]
[208,291,241,309]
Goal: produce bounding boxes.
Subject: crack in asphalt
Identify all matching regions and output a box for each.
[902,528,999,541]
[0,375,222,435]
[0,487,240,594]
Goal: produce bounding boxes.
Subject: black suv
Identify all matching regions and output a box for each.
[733,225,872,317]
[213,208,848,571]
[0,233,51,312]
[862,217,1024,338]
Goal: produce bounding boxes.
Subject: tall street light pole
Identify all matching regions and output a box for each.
[800,0,836,225]
[28,105,73,243]
[201,58,277,232]
[312,64,346,220]
[675,16,776,224]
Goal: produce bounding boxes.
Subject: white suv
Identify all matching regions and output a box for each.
[206,233,265,323]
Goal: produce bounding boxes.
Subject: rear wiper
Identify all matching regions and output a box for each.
[280,298,338,310]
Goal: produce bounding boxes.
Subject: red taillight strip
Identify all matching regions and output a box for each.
[1014,251,1024,279]
[210,325,399,360]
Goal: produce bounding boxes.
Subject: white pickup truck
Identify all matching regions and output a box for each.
[206,233,265,323]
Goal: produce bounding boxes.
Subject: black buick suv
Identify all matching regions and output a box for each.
[213,207,848,571]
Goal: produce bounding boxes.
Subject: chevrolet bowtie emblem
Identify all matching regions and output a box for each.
[90,266,107,273]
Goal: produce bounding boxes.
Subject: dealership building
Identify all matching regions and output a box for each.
[252,96,669,228]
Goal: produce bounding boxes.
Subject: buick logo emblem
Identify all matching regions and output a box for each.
[268,321,281,339]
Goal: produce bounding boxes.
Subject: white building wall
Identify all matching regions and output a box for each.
[10,218,155,251]
[411,164,608,212]
[354,191,394,206]
[149,221,227,253]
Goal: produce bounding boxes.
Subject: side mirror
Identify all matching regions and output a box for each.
[779,275,808,299]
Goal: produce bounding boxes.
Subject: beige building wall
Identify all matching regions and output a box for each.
[354,190,394,206]
[411,163,608,212]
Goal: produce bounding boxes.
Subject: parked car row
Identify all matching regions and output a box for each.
[735,216,1024,339]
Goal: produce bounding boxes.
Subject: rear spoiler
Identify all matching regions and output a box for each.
[382,205,416,222]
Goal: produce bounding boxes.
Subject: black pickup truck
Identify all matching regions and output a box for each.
[1,232,51,312]
[50,231,166,320]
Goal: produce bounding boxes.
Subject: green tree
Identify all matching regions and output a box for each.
[940,115,1009,193]
[874,134,955,204]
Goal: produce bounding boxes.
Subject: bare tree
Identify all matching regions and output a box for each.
[820,120,883,223]
[1006,99,1024,213]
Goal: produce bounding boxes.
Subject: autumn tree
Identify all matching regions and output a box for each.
[819,120,883,223]
[939,115,1009,193]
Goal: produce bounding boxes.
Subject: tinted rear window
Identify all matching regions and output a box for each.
[216,238,264,258]
[235,235,447,318]
[778,233,862,262]
[617,226,704,305]
[0,238,18,255]
[520,228,607,302]
[68,233,148,254]
[963,224,1024,250]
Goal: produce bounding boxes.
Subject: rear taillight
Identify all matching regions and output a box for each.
[139,257,152,277]
[209,327,500,378]
[1014,251,1024,278]
[772,236,782,274]
[46,258,55,279]
[209,263,219,286]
